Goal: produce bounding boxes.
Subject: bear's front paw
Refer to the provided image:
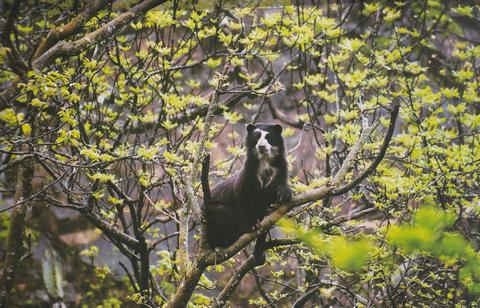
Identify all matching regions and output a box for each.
[276,186,293,203]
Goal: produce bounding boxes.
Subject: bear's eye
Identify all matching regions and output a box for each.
[266,134,278,145]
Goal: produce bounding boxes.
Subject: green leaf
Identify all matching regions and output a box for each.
[21,123,32,136]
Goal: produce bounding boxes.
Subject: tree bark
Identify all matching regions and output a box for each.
[138,240,150,294]
[0,152,34,306]
[166,258,207,308]
[214,255,262,307]
[31,0,108,60]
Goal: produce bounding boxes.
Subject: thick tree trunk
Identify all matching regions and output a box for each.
[138,240,150,294]
[0,154,34,306]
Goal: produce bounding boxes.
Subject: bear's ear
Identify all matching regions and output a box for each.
[273,124,283,134]
[247,123,256,133]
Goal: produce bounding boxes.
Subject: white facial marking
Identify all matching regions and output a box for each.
[255,129,272,157]
[253,128,278,187]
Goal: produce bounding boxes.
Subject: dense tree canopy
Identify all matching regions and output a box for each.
[0,0,479,307]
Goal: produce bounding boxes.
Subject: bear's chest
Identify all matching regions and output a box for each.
[257,160,277,188]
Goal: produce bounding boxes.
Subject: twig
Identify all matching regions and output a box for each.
[332,103,400,195]
[214,238,299,307]
[201,154,211,204]
[331,110,375,186]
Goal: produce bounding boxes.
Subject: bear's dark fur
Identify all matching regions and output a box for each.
[204,123,292,248]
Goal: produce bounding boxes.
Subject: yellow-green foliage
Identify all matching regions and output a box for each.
[279,218,375,272]
[388,206,480,293]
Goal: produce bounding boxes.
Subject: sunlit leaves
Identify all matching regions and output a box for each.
[206,58,222,68]
[279,218,375,272]
[0,108,21,126]
[383,7,401,23]
[329,237,374,271]
[217,31,233,46]
[190,293,212,306]
[163,151,183,164]
[145,9,175,28]
[324,113,337,125]
[197,26,216,40]
[261,13,281,27]
[229,56,244,67]
[454,66,474,82]
[161,93,188,114]
[338,70,369,89]
[55,129,80,146]
[57,108,78,127]
[80,246,100,258]
[223,110,243,124]
[21,123,32,136]
[83,59,98,70]
[88,173,116,183]
[161,119,178,130]
[363,2,380,15]
[340,38,364,52]
[233,7,252,19]
[452,5,474,17]
[31,98,48,108]
[137,146,159,160]
[387,206,480,293]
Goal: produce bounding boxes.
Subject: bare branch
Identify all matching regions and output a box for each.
[31,0,109,60]
[332,103,400,196]
[215,239,300,307]
[214,255,262,307]
[331,111,375,186]
[0,154,34,174]
[32,0,169,69]
[201,154,211,204]
[79,208,140,249]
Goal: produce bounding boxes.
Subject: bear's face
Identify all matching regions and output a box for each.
[246,123,284,159]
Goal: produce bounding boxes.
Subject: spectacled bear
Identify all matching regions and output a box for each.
[203,123,293,248]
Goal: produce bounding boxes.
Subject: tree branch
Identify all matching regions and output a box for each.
[201,153,211,203]
[332,103,400,195]
[79,208,140,249]
[214,255,262,307]
[214,239,300,307]
[31,0,109,60]
[32,0,169,69]
[204,185,332,265]
[330,112,375,186]
[178,85,222,274]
